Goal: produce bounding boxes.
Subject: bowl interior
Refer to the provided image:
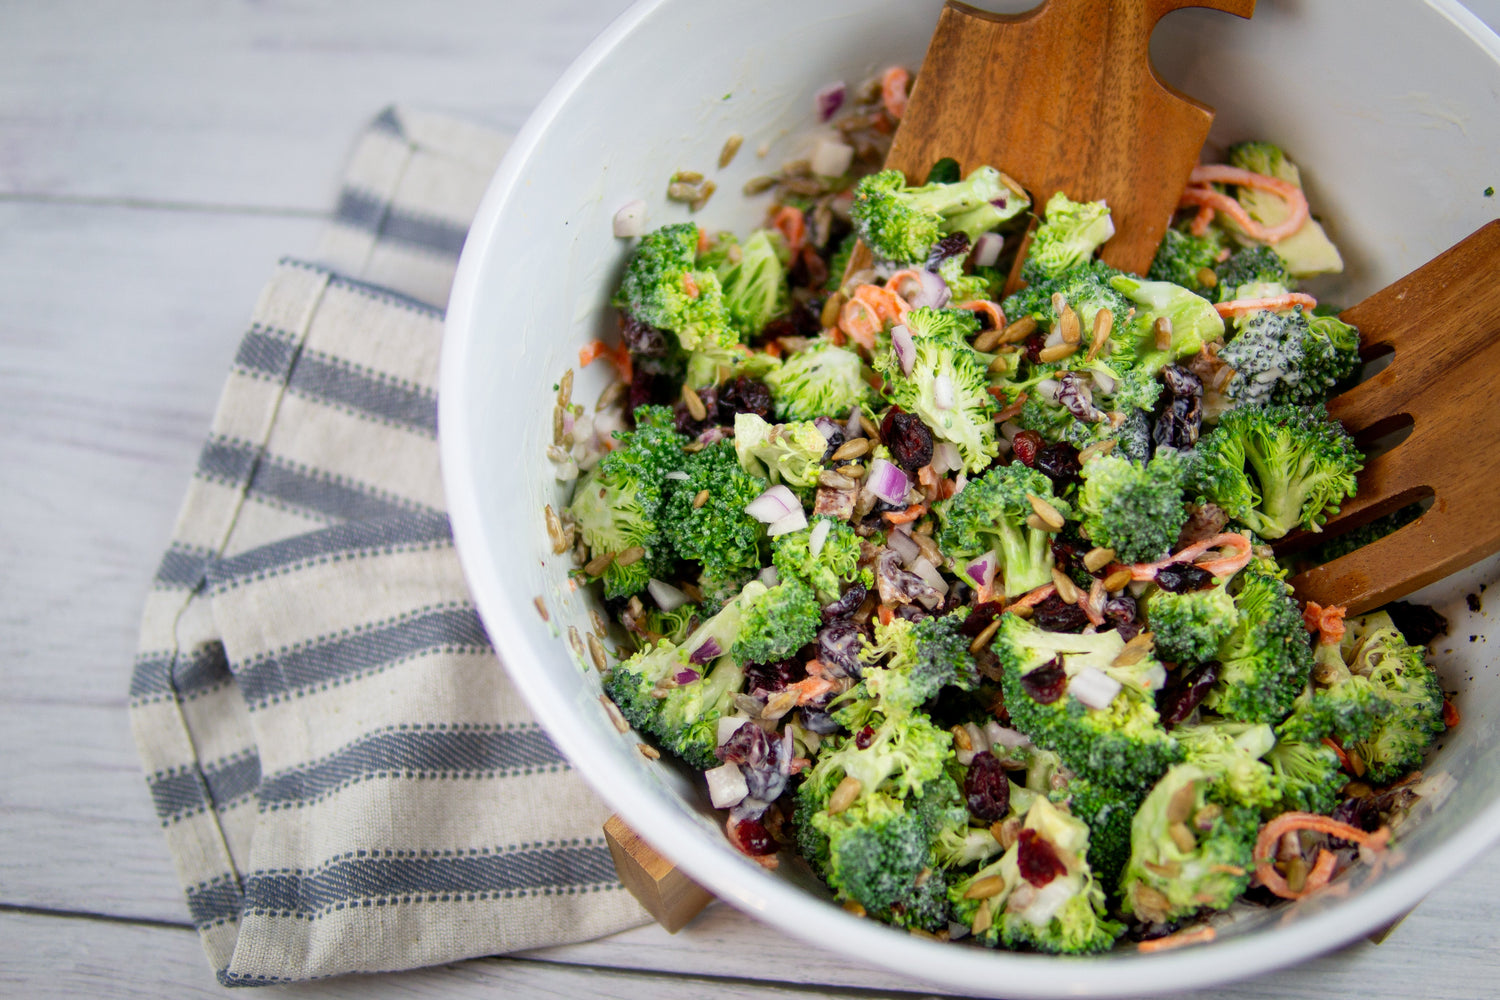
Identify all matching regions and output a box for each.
[441,1,1500,995]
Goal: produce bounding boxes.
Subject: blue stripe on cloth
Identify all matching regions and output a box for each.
[130,642,232,700]
[242,843,619,918]
[195,436,430,523]
[234,605,490,705]
[279,258,446,319]
[207,512,452,592]
[288,353,437,435]
[370,105,403,137]
[333,188,468,257]
[154,542,215,590]
[258,726,564,808]
[186,876,244,928]
[233,327,300,380]
[148,751,262,823]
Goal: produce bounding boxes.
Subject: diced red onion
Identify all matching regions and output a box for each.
[718,716,752,746]
[706,762,749,809]
[1044,328,1065,348]
[1035,379,1063,404]
[648,578,689,611]
[931,441,961,475]
[814,82,846,122]
[814,416,841,440]
[891,324,916,376]
[689,638,723,665]
[811,137,854,177]
[999,421,1024,442]
[972,232,1004,268]
[984,722,1032,750]
[963,550,997,590]
[674,668,701,686]
[845,406,864,439]
[767,508,808,537]
[956,722,989,766]
[887,528,921,565]
[758,565,780,587]
[867,458,910,504]
[778,729,795,776]
[1142,662,1167,692]
[903,270,950,310]
[1092,370,1117,395]
[933,373,955,410]
[910,556,949,596]
[613,199,647,238]
[746,485,799,523]
[808,518,831,557]
[1070,666,1123,710]
[1022,878,1074,927]
[952,472,968,496]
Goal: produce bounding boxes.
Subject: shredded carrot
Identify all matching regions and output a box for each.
[1254,812,1389,900]
[1444,698,1461,729]
[696,226,711,256]
[1303,848,1338,893]
[788,756,812,775]
[939,477,958,500]
[610,341,633,383]
[578,339,610,368]
[1188,203,1217,237]
[959,299,1005,333]
[886,270,926,302]
[772,205,806,253]
[763,338,783,359]
[789,675,836,706]
[1130,532,1253,581]
[883,503,928,525]
[917,465,940,490]
[804,659,827,677]
[880,65,910,120]
[1011,583,1057,610]
[682,271,700,299]
[826,326,847,347]
[1188,164,1311,243]
[877,605,895,626]
[1137,925,1216,953]
[1303,601,1347,646]
[839,283,912,349]
[1322,736,1353,772]
[1214,292,1318,318]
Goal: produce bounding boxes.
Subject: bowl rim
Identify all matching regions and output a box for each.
[440,1,1500,994]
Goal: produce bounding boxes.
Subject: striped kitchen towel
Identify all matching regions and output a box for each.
[127,106,649,986]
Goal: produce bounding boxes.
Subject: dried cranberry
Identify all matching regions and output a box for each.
[895,603,930,622]
[880,407,934,473]
[816,619,866,678]
[719,376,773,419]
[964,750,1011,821]
[1016,828,1068,886]
[627,370,668,411]
[620,313,669,358]
[1385,601,1449,646]
[1155,563,1215,593]
[1051,535,1092,582]
[1054,372,1106,425]
[1020,659,1068,704]
[926,232,971,268]
[1011,430,1044,467]
[1160,365,1203,399]
[1328,797,1381,848]
[821,583,867,622]
[792,248,829,292]
[815,417,847,461]
[854,725,877,749]
[1103,595,1138,627]
[959,601,1006,637]
[1158,660,1219,726]
[1024,332,1047,365]
[1035,441,1083,489]
[744,656,806,695]
[1031,593,1091,633]
[1154,394,1202,450]
[715,721,767,766]
[673,384,720,435]
[727,815,778,856]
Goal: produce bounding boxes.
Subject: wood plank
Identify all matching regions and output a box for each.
[0,0,632,210]
[0,911,890,1000]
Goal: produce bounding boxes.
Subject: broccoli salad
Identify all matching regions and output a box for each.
[544,71,1454,954]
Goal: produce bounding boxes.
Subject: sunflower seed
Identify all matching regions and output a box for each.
[718,133,744,168]
[1083,547,1116,572]
[742,175,778,195]
[831,437,870,462]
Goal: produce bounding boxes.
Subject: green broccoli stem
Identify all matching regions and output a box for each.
[996,521,1055,598]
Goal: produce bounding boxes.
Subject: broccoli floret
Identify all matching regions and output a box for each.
[1218,308,1360,407]
[1291,313,1361,403]
[825,231,857,292]
[660,440,765,588]
[732,576,821,665]
[1022,193,1116,284]
[936,463,1071,597]
[949,797,1124,954]
[875,307,999,473]
[1120,763,1258,923]
[763,339,877,422]
[1202,561,1313,724]
[1147,226,1225,295]
[1146,576,1240,665]
[627,601,701,652]
[858,611,978,715]
[613,223,734,351]
[771,516,865,604]
[1001,257,1133,341]
[932,250,992,303]
[1276,643,1391,747]
[1214,245,1290,303]
[1192,403,1362,540]
[705,228,789,341]
[682,339,783,390]
[796,692,965,929]
[567,406,687,599]
[1078,451,1190,565]
[995,614,1180,788]
[1224,141,1345,278]
[1173,720,1280,810]
[604,581,765,767]
[1050,777,1146,896]
[1344,612,1446,783]
[1109,275,1226,375]
[1264,737,1345,815]
[851,166,1028,265]
[733,412,826,489]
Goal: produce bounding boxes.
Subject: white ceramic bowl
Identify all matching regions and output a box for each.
[442,2,1500,995]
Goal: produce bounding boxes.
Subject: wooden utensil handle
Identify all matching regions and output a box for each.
[604,813,715,933]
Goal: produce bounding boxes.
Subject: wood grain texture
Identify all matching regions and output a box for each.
[604,814,714,933]
[1291,221,1500,612]
[885,0,1255,276]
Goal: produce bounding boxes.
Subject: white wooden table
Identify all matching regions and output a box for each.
[4,2,1500,996]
